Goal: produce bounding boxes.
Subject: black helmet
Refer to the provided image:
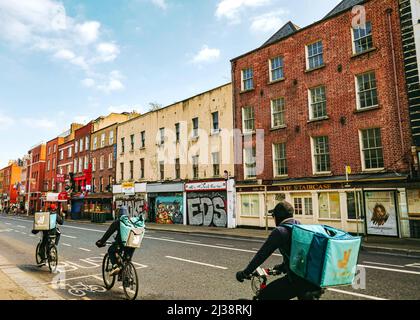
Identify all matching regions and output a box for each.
[268,201,294,222]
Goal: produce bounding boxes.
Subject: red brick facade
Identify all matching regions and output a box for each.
[45,137,63,192]
[57,139,75,193]
[74,123,93,191]
[27,144,46,212]
[232,0,412,183]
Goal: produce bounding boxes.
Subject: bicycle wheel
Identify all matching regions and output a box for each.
[47,244,58,273]
[102,254,116,290]
[122,262,139,301]
[35,242,44,266]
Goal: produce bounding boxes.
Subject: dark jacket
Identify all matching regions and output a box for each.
[243,218,300,277]
[99,219,122,245]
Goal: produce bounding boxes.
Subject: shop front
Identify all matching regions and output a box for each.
[84,193,113,222]
[113,182,148,219]
[405,188,420,238]
[147,182,185,224]
[185,179,236,228]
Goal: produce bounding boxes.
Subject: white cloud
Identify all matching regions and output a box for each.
[74,21,100,44]
[0,112,15,129]
[84,71,125,93]
[82,78,95,88]
[250,10,288,33]
[192,45,221,64]
[22,118,57,130]
[216,0,272,23]
[152,0,168,10]
[95,42,120,62]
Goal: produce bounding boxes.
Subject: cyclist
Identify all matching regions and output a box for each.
[95,206,136,276]
[31,204,64,265]
[236,201,323,300]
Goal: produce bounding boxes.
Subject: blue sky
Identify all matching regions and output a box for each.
[0,0,342,168]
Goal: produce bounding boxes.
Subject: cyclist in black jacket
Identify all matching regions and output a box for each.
[236,201,322,300]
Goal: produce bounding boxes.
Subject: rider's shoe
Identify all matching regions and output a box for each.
[109,265,121,276]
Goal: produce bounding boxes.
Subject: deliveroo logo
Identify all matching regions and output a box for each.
[37,216,45,225]
[338,249,352,269]
[294,249,306,275]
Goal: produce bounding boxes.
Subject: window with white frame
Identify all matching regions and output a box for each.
[85,137,89,151]
[68,146,72,158]
[92,158,96,172]
[74,159,77,173]
[244,147,257,179]
[79,139,83,152]
[108,153,113,169]
[240,194,260,217]
[306,41,324,70]
[159,128,165,145]
[271,98,285,128]
[93,137,97,150]
[79,157,83,172]
[101,133,106,148]
[318,192,341,219]
[59,150,64,160]
[309,86,327,120]
[100,155,104,170]
[192,118,199,138]
[121,138,125,153]
[293,196,313,216]
[346,191,362,220]
[212,152,220,177]
[75,141,78,154]
[53,159,56,170]
[312,136,331,173]
[273,143,287,176]
[47,160,50,171]
[109,130,114,145]
[242,107,255,133]
[84,156,88,170]
[360,128,384,170]
[353,22,373,54]
[270,57,284,82]
[242,68,254,91]
[212,112,219,132]
[356,72,378,109]
[53,144,56,153]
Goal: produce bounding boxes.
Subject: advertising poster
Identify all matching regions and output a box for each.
[365,191,398,237]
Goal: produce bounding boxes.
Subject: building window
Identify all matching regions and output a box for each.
[293,197,313,216]
[67,164,71,174]
[353,22,373,54]
[140,131,145,148]
[93,137,97,150]
[192,118,199,138]
[68,147,72,158]
[47,160,50,171]
[59,150,64,160]
[192,156,199,179]
[101,133,106,148]
[48,147,51,155]
[84,156,88,170]
[356,72,378,109]
[74,159,77,173]
[121,138,125,153]
[159,161,165,180]
[244,147,256,179]
[273,143,287,176]
[306,41,324,70]
[75,141,78,154]
[270,56,284,82]
[175,158,180,179]
[360,128,384,170]
[160,128,165,145]
[347,191,362,220]
[242,107,255,133]
[79,139,83,152]
[241,194,260,217]
[130,134,135,151]
[312,136,331,173]
[109,131,114,145]
[92,178,95,193]
[175,124,180,143]
[100,156,104,170]
[309,86,327,120]
[130,161,134,180]
[85,137,89,151]
[100,177,103,193]
[79,157,83,173]
[108,176,113,192]
[271,98,285,128]
[53,159,56,170]
[212,152,220,177]
[53,144,56,153]
[242,68,254,91]
[120,163,124,181]
[319,192,341,219]
[108,153,113,169]
[92,158,96,172]
[140,158,145,179]
[212,112,219,132]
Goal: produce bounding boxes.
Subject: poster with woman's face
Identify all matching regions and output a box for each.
[365,191,398,236]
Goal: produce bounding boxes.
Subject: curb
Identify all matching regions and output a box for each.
[361,245,420,258]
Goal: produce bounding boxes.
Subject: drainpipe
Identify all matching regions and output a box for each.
[386,8,407,163]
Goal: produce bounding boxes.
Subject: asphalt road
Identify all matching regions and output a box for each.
[1,214,420,300]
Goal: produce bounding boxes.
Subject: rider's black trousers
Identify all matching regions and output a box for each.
[40,230,60,260]
[108,243,134,266]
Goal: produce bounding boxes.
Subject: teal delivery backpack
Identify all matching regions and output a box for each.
[120,216,146,248]
[282,224,361,288]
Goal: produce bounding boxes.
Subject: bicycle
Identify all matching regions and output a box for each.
[101,241,139,300]
[35,233,58,273]
[244,267,325,300]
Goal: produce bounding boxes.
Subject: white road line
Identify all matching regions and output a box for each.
[185,239,201,243]
[166,256,228,270]
[62,235,77,239]
[79,248,91,252]
[43,273,102,285]
[327,288,387,300]
[62,243,72,247]
[216,244,235,248]
[17,225,26,229]
[5,223,11,225]
[363,261,406,268]
[406,263,420,268]
[92,275,103,281]
[252,248,260,251]
[160,237,174,240]
[359,264,420,275]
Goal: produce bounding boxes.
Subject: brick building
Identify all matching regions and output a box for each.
[44,136,64,193]
[26,144,46,212]
[0,161,22,210]
[231,0,415,237]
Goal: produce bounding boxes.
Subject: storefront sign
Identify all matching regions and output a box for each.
[56,174,65,183]
[268,183,344,192]
[365,191,398,237]
[122,182,135,195]
[185,181,226,192]
[236,186,265,193]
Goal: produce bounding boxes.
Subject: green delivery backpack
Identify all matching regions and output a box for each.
[282,224,361,288]
[120,216,145,248]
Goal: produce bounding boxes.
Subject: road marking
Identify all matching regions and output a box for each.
[405,263,420,268]
[92,275,103,281]
[62,243,72,247]
[5,223,11,225]
[327,288,387,300]
[146,236,281,256]
[43,273,102,285]
[160,237,174,240]
[79,248,91,252]
[359,264,420,276]
[17,225,26,229]
[185,239,201,243]
[62,235,77,239]
[363,261,406,268]
[216,244,235,248]
[14,230,20,233]
[131,262,148,268]
[166,256,228,270]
